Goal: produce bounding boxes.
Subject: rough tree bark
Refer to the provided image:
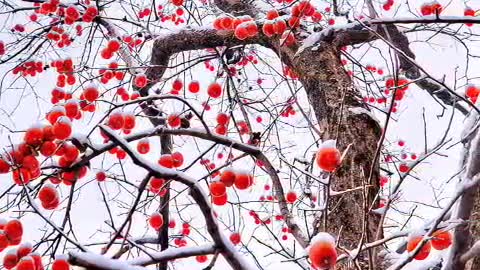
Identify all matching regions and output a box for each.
[293,39,382,269]
[446,115,480,270]
[469,191,480,269]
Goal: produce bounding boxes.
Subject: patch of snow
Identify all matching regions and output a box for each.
[372,207,386,215]
[294,156,309,163]
[319,139,336,149]
[129,245,216,266]
[70,252,144,270]
[297,22,361,56]
[309,232,335,247]
[348,106,382,125]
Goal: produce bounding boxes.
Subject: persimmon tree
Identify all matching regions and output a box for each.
[1,0,480,269]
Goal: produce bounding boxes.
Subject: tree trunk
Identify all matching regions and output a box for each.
[446,118,480,270]
[294,42,383,269]
[469,192,480,269]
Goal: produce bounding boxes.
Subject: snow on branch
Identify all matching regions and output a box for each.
[129,244,216,266]
[72,123,310,250]
[390,174,480,269]
[69,251,145,270]
[99,125,257,270]
[69,244,217,269]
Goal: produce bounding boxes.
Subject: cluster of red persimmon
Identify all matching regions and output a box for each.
[100,39,122,60]
[278,97,298,118]
[0,219,69,270]
[45,25,77,48]
[99,37,144,60]
[382,2,476,26]
[383,0,444,15]
[377,141,419,209]
[212,1,328,47]
[419,1,444,15]
[382,0,442,15]
[363,64,384,75]
[465,84,480,104]
[33,0,97,21]
[381,0,395,11]
[214,15,261,40]
[213,51,276,85]
[63,5,98,25]
[0,219,23,252]
[0,105,84,187]
[406,230,452,260]
[30,1,98,48]
[214,113,230,135]
[122,35,145,50]
[361,77,410,114]
[384,77,410,102]
[52,59,77,88]
[116,87,141,102]
[151,217,211,250]
[106,111,137,135]
[12,61,44,78]
[203,59,217,73]
[210,112,250,136]
[148,213,204,248]
[138,4,187,25]
[137,7,153,19]
[233,53,259,68]
[99,38,143,60]
[5,250,70,270]
[208,168,254,206]
[164,81,223,123]
[396,140,420,173]
[97,62,127,85]
[0,82,143,211]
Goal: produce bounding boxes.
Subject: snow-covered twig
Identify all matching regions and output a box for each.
[391,173,480,269]
[129,245,216,266]
[99,125,257,270]
[69,251,145,270]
